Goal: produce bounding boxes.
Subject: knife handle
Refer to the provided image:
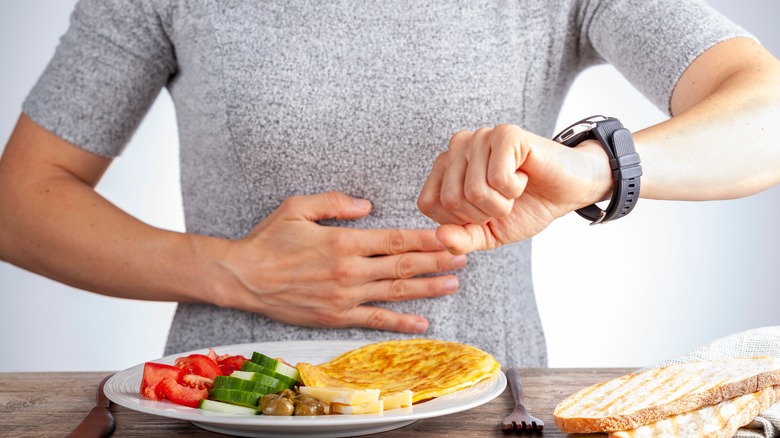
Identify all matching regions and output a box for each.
[67,374,116,438]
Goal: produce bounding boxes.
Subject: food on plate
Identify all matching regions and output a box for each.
[259,389,326,416]
[140,339,498,415]
[298,387,381,405]
[380,390,414,410]
[293,393,327,416]
[610,385,780,438]
[198,398,259,415]
[201,352,306,414]
[209,388,265,409]
[297,386,413,415]
[296,338,501,403]
[330,399,384,415]
[239,362,299,388]
[140,362,208,408]
[140,348,248,408]
[221,372,288,394]
[250,352,301,382]
[553,356,780,434]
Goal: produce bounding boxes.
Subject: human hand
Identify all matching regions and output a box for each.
[215,191,466,333]
[417,124,611,254]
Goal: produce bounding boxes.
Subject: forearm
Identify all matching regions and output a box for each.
[0,173,231,303]
[633,40,780,201]
[0,116,232,305]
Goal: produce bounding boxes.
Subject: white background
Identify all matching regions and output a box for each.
[1,1,778,372]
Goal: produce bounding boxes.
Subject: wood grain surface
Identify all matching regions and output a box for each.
[0,368,633,437]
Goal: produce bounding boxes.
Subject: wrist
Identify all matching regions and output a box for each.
[553,115,642,224]
[574,138,614,205]
[182,233,237,307]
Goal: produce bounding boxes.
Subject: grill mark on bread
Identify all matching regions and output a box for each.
[554,357,780,433]
[599,371,659,415]
[609,386,780,438]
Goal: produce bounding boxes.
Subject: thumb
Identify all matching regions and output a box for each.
[289,191,373,222]
[435,223,496,255]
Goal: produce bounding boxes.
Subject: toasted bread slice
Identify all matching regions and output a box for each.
[554,357,780,433]
[609,385,780,438]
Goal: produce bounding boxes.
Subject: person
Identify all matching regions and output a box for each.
[0,0,778,367]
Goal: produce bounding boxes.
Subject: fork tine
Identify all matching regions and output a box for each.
[501,368,544,433]
[515,420,542,432]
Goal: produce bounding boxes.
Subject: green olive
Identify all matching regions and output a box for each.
[263,396,295,416]
[259,393,279,411]
[295,394,318,404]
[294,398,325,416]
[278,388,296,400]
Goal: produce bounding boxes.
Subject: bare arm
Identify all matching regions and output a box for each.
[0,115,464,332]
[636,37,780,200]
[0,114,225,303]
[418,37,780,253]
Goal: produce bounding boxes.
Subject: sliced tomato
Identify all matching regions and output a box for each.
[175,354,221,379]
[141,349,250,407]
[159,377,208,408]
[218,364,236,376]
[141,381,163,401]
[217,355,247,375]
[140,362,183,400]
[182,373,213,390]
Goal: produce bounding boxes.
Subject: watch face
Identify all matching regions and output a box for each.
[554,123,594,146]
[552,115,608,146]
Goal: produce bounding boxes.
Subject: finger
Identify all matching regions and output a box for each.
[367,275,460,302]
[263,296,430,333]
[418,153,466,225]
[464,134,515,219]
[435,223,497,255]
[340,305,430,333]
[343,228,445,256]
[360,250,468,280]
[279,191,373,222]
[440,148,491,224]
[487,125,528,199]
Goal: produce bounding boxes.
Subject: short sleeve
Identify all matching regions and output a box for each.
[579,0,755,114]
[22,0,176,157]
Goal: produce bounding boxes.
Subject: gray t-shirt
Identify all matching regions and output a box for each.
[23,0,749,366]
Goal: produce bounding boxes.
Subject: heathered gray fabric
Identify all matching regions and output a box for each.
[23,0,751,366]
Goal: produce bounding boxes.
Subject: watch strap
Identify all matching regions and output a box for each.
[555,116,642,225]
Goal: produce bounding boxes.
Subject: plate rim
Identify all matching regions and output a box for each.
[104,340,506,433]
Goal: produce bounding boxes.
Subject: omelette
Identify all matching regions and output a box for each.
[296,339,501,403]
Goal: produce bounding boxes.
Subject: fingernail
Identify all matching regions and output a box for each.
[413,319,429,333]
[353,198,371,209]
[451,255,467,269]
[443,277,459,292]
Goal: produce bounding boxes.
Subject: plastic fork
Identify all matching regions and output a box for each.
[502,368,544,433]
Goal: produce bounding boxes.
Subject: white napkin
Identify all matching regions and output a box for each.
[651,326,780,438]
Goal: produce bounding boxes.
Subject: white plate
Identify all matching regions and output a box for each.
[105,340,506,438]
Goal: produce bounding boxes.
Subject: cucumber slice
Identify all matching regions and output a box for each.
[229,371,288,393]
[199,398,259,415]
[250,352,301,382]
[208,388,263,409]
[240,361,297,388]
[212,375,278,395]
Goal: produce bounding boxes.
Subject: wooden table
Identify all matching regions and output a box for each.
[0,368,632,437]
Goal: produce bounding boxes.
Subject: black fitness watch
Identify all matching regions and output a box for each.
[552,115,642,225]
